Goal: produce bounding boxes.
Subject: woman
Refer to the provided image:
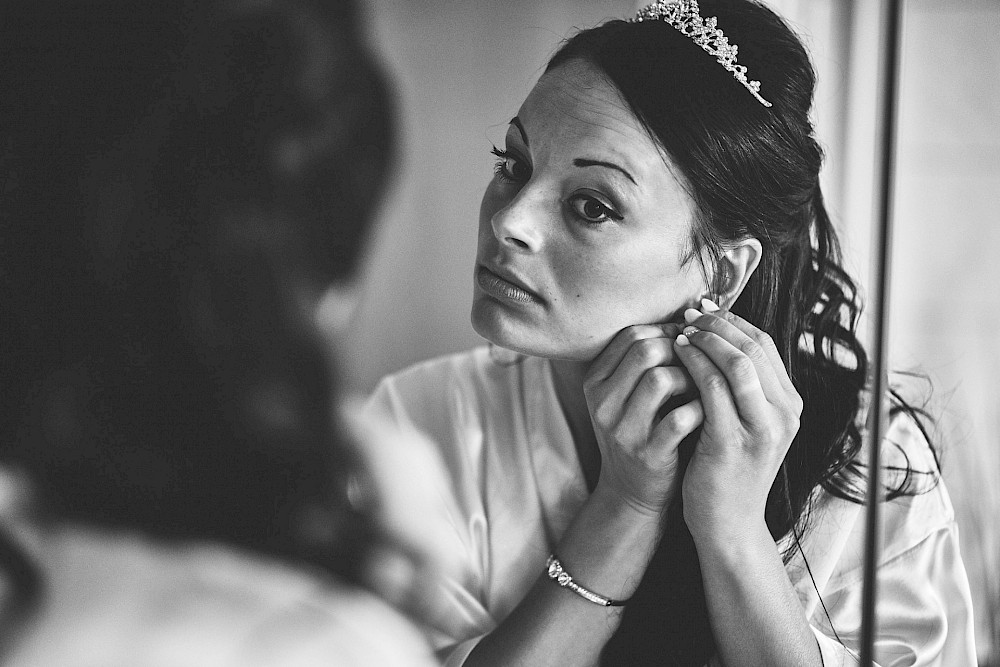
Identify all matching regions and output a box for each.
[0,0,442,664]
[365,1,977,665]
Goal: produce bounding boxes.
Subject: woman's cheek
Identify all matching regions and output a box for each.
[554,260,634,338]
[478,180,511,233]
[578,256,693,330]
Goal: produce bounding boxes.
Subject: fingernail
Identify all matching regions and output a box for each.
[683,325,699,337]
[683,308,701,324]
[700,298,720,313]
[675,333,690,346]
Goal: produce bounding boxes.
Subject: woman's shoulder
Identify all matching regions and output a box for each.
[882,403,941,481]
[877,407,954,556]
[796,408,955,578]
[372,345,523,395]
[361,348,557,517]
[224,564,438,667]
[366,346,543,429]
[5,524,435,667]
[161,539,435,667]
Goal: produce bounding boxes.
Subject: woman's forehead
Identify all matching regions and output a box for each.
[515,61,649,145]
[512,60,687,197]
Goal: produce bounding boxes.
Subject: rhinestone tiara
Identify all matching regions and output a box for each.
[632,0,772,107]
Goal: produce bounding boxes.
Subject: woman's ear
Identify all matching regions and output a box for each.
[713,237,762,309]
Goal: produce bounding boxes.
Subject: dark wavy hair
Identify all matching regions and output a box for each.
[544,2,936,664]
[0,0,393,636]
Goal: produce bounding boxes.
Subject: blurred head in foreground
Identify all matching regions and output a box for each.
[0,0,402,631]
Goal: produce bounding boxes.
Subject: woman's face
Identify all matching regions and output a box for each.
[472,59,706,361]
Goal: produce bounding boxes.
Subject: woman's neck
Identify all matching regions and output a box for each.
[550,359,601,492]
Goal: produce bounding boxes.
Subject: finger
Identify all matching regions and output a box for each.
[704,309,795,396]
[586,323,679,385]
[617,366,696,441]
[682,309,783,400]
[649,398,704,446]
[598,334,685,408]
[674,331,767,422]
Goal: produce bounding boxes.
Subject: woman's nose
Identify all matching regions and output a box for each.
[490,189,543,252]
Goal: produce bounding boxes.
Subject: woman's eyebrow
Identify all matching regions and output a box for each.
[572,158,636,185]
[509,116,636,185]
[510,117,529,146]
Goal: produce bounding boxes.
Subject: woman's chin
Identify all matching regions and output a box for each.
[470,309,604,363]
[470,310,533,356]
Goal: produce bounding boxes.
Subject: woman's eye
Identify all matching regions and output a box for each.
[568,194,622,224]
[491,146,529,183]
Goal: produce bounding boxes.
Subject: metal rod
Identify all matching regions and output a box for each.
[859,0,904,663]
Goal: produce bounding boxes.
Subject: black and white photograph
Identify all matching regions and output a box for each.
[2,1,996,665]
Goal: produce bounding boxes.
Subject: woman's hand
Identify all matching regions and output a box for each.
[672,303,803,544]
[583,323,704,517]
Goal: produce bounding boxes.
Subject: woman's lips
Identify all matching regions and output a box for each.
[476,266,542,304]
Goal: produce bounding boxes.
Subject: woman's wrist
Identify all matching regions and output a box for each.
[694,518,822,667]
[592,471,676,521]
[582,480,668,545]
[546,481,666,604]
[683,487,769,548]
[690,515,774,566]
[465,473,667,665]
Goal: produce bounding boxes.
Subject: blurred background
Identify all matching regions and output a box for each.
[343,0,999,662]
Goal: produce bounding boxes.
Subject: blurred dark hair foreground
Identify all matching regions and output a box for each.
[0,0,394,625]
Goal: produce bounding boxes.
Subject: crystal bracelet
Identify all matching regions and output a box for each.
[545,554,631,607]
